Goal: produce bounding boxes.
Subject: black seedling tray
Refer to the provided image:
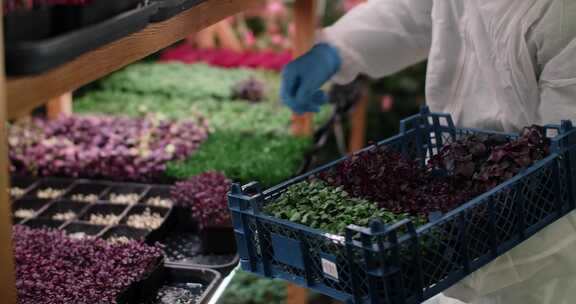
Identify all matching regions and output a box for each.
[38,200,90,221]
[26,178,74,199]
[136,264,221,304]
[150,0,204,22]
[11,177,174,246]
[53,0,142,31]
[200,226,236,254]
[79,203,130,224]
[104,184,149,204]
[65,182,109,201]
[12,198,52,219]
[5,3,158,76]
[62,221,107,238]
[4,8,53,43]
[102,225,150,242]
[10,175,38,196]
[21,218,66,229]
[162,208,239,275]
[121,205,174,243]
[141,186,174,207]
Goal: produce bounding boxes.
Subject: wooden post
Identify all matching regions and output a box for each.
[0,7,18,303]
[47,92,73,120]
[348,82,369,153]
[291,0,317,137]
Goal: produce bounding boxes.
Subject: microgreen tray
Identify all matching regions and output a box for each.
[229,107,576,304]
[136,264,221,304]
[5,2,158,76]
[13,177,173,243]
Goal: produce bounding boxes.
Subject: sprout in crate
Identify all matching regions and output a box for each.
[171,172,232,229]
[232,77,265,102]
[265,181,416,235]
[13,226,162,303]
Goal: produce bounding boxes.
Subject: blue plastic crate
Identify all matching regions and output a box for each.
[228,107,576,304]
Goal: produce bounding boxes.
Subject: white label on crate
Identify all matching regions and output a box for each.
[321,258,339,280]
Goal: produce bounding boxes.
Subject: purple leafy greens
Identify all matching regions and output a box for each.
[9,115,209,182]
[171,172,232,230]
[474,126,550,190]
[13,225,163,304]
[319,126,549,216]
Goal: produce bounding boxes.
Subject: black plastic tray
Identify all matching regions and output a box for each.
[5,3,158,76]
[150,0,204,22]
[162,207,239,275]
[11,176,174,244]
[4,8,53,43]
[53,0,142,31]
[136,264,221,304]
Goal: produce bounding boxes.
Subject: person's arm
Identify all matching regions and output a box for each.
[531,1,576,125]
[320,0,433,84]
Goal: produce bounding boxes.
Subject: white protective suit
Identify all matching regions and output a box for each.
[319,0,576,303]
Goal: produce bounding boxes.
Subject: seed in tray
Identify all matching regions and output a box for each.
[14,209,35,218]
[89,213,121,225]
[69,232,90,240]
[126,208,163,230]
[109,193,140,205]
[146,196,173,207]
[52,211,76,221]
[71,194,98,203]
[107,236,131,244]
[10,187,26,198]
[37,188,65,199]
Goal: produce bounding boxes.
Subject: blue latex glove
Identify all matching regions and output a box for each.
[281,43,341,114]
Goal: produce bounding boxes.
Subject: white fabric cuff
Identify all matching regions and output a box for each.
[317,27,363,85]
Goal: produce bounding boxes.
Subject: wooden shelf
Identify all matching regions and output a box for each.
[5,0,263,119]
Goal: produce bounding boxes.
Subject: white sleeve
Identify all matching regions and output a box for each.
[533,1,576,126]
[318,0,433,84]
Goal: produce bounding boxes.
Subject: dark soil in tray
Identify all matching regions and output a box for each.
[21,218,65,229]
[10,176,37,191]
[141,186,174,208]
[163,231,237,266]
[38,200,89,221]
[62,222,107,238]
[12,198,51,218]
[80,204,128,221]
[102,225,149,242]
[64,182,109,202]
[27,179,74,199]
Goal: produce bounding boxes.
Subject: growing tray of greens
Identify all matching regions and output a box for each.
[13,225,163,303]
[165,172,239,274]
[4,0,158,75]
[12,177,174,244]
[229,107,576,304]
[137,264,221,304]
[11,174,240,274]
